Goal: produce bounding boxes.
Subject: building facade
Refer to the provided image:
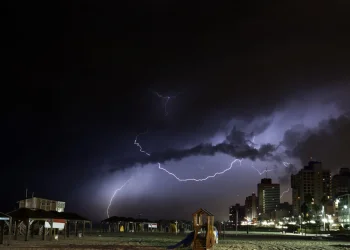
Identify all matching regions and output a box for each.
[257,178,280,216]
[271,202,293,220]
[338,194,350,225]
[18,197,65,212]
[245,193,258,220]
[291,160,331,215]
[229,203,245,225]
[332,168,350,199]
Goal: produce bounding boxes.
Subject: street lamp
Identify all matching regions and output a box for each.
[322,206,326,231]
[175,221,178,235]
[246,217,249,234]
[235,210,238,236]
[298,215,301,233]
[221,221,225,239]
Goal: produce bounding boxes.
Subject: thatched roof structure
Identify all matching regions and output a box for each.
[50,211,90,221]
[7,208,56,220]
[0,211,11,220]
[7,208,90,222]
[101,216,152,223]
[101,216,191,225]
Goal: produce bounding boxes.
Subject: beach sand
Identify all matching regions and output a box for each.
[1,234,349,250]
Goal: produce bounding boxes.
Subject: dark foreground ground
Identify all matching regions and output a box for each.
[1,232,350,250]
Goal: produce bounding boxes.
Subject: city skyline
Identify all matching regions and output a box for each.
[3,2,350,222]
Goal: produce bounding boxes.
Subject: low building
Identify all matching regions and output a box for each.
[271,202,293,220]
[18,197,65,212]
[338,194,350,226]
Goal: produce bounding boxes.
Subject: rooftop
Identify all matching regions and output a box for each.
[7,208,90,221]
[17,197,65,203]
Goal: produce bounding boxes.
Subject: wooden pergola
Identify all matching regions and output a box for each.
[100,216,153,233]
[51,211,92,237]
[7,208,57,241]
[7,208,92,241]
[0,212,11,245]
[100,217,192,233]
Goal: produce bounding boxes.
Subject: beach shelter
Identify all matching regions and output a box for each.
[0,212,11,244]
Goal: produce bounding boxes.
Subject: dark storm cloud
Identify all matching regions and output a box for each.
[110,127,277,172]
[282,124,311,157]
[286,115,350,171]
[278,164,299,184]
[248,119,273,136]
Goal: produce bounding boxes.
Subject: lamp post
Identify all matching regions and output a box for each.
[175,221,178,235]
[246,218,249,234]
[322,206,326,232]
[221,221,225,240]
[299,215,301,234]
[235,210,238,236]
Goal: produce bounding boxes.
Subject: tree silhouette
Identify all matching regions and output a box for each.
[304,193,313,204]
[320,195,329,207]
[301,202,309,219]
[312,204,321,217]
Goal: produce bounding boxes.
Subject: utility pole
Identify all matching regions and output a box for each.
[246,219,249,234]
[223,222,225,240]
[25,188,28,208]
[235,210,238,236]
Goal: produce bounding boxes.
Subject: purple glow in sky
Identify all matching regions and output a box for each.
[74,86,350,222]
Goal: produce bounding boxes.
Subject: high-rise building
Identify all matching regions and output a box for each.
[257,178,280,216]
[229,203,245,225]
[332,168,350,199]
[245,193,258,220]
[291,160,331,215]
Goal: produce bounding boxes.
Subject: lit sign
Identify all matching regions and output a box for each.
[148,223,157,229]
[45,222,65,230]
[0,217,9,220]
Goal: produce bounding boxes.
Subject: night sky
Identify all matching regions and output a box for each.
[3,1,350,222]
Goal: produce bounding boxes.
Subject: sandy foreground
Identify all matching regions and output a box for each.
[0,234,349,250]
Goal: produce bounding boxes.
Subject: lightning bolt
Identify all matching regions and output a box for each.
[280,188,290,199]
[134,132,243,181]
[107,178,131,218]
[134,131,150,156]
[280,162,292,199]
[250,164,275,176]
[107,91,294,218]
[157,159,243,182]
[134,131,289,183]
[153,91,178,116]
[282,161,291,167]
